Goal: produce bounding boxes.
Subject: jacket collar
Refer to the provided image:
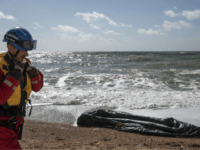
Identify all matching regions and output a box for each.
[3,52,12,65]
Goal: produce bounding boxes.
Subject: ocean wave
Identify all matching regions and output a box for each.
[179,51,200,55]
[26,51,200,112]
[179,70,200,75]
[127,55,160,62]
[30,87,200,110]
[145,62,200,69]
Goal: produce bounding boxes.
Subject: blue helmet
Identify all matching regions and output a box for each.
[3,27,37,51]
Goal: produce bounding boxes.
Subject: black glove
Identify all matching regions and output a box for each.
[9,62,24,81]
[24,62,39,79]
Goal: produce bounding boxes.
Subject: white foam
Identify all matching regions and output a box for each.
[179,70,200,75]
[56,75,69,87]
[45,68,59,73]
[26,51,200,112]
[29,84,200,110]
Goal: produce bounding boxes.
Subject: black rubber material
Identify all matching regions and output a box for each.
[77,109,200,137]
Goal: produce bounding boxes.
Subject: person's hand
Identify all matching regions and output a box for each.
[3,59,25,72]
[24,62,39,79]
[9,61,25,81]
[13,60,25,72]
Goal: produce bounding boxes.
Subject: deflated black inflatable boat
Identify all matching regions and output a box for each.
[77,109,200,137]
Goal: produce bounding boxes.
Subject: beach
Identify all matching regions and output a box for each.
[20,119,200,150]
[13,51,200,149]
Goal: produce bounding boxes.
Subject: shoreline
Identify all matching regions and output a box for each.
[25,105,200,126]
[20,119,200,149]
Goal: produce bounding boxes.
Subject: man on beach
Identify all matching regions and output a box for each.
[0,27,43,149]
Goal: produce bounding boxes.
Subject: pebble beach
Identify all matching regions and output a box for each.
[20,119,200,150]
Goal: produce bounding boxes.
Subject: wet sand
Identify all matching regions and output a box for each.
[26,105,200,126]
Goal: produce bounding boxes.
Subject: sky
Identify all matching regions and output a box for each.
[0,0,200,51]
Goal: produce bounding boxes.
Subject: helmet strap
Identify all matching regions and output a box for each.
[14,50,20,58]
[8,50,20,61]
[8,50,20,72]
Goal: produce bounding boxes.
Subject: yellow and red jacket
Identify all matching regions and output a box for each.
[0,52,43,116]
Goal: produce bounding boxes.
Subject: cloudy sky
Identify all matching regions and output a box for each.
[0,0,200,51]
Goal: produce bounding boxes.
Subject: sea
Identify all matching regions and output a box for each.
[2,51,200,126]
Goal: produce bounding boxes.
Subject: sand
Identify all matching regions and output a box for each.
[19,119,200,150]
